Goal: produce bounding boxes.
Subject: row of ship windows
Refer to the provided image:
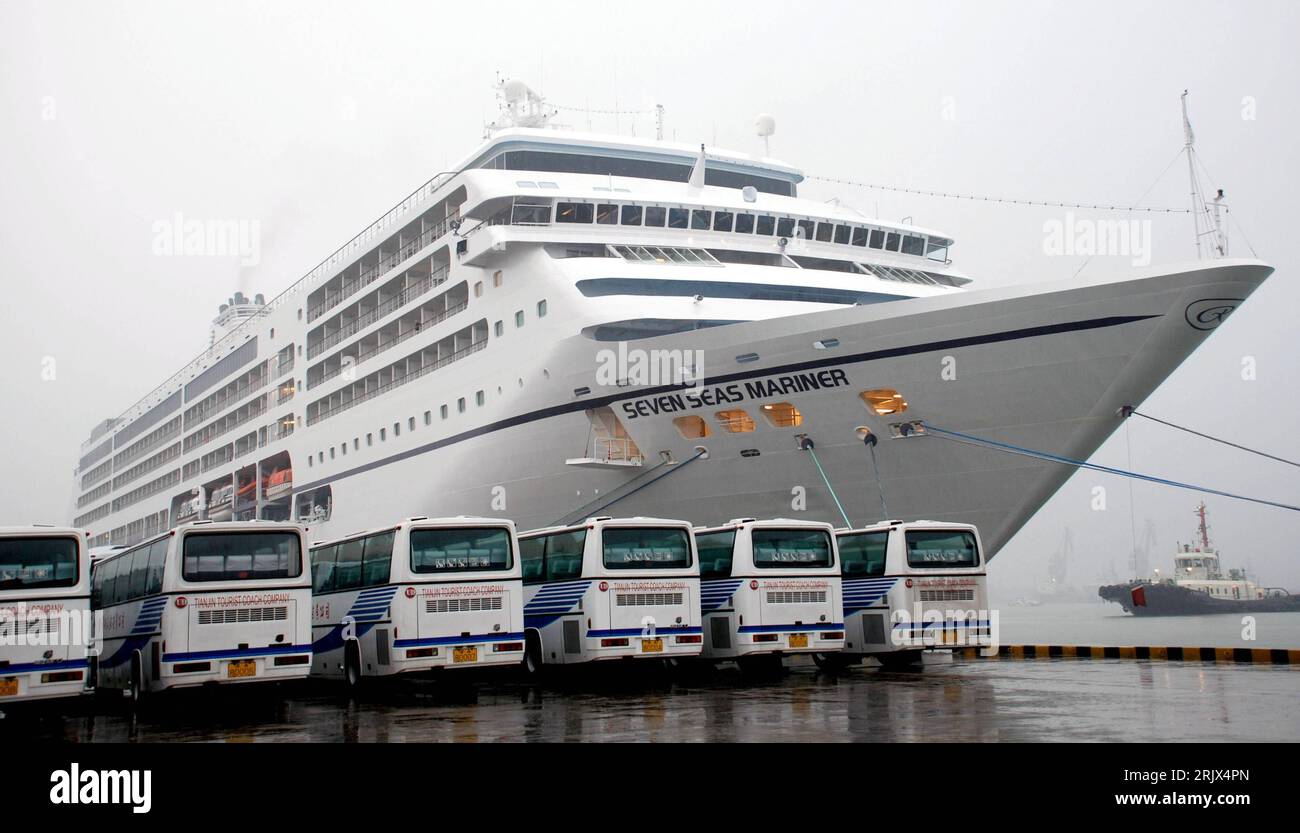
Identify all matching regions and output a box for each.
[672,389,910,438]
[306,298,550,467]
[535,201,950,262]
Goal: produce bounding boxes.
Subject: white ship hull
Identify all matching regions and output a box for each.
[291,258,1269,557]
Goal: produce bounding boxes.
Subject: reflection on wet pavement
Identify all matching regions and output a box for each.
[7,655,1297,742]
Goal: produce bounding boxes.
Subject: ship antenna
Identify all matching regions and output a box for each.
[1195,501,1212,550]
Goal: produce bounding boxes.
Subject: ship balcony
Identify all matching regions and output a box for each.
[565,437,645,469]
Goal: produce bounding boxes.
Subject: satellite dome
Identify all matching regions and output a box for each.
[754,113,776,138]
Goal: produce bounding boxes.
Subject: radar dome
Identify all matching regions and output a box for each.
[502,79,530,103]
[754,113,776,138]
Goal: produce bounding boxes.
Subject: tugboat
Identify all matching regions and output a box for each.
[1099,502,1299,615]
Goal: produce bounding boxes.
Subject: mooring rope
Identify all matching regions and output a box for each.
[1122,406,1300,470]
[923,425,1300,513]
[805,445,853,527]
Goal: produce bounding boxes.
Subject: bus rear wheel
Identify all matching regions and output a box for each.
[876,650,924,669]
[126,654,148,707]
[523,633,543,677]
[812,652,853,673]
[343,642,363,691]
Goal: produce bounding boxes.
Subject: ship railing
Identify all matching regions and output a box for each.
[593,437,644,465]
[306,266,450,359]
[309,300,469,389]
[307,339,486,426]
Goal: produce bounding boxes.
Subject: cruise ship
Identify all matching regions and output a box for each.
[70,81,1274,559]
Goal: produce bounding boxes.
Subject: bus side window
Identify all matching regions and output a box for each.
[334,539,364,591]
[695,531,736,579]
[362,531,394,588]
[545,530,586,582]
[91,563,104,608]
[102,557,122,607]
[311,545,338,594]
[520,537,545,584]
[126,546,150,601]
[145,539,167,596]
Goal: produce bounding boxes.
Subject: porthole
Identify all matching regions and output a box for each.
[715,409,756,433]
[673,415,712,439]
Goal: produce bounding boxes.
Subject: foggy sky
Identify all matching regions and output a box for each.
[2,0,1297,589]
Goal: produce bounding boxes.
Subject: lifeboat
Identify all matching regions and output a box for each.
[265,468,293,501]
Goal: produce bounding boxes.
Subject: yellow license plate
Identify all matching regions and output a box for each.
[227,660,256,679]
[789,634,808,649]
[641,638,664,653]
[452,647,478,664]
[0,677,17,697]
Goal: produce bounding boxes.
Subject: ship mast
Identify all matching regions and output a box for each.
[1194,501,1212,551]
[1181,91,1228,259]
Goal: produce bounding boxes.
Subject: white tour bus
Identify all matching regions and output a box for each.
[309,516,525,686]
[519,516,702,670]
[92,520,312,700]
[832,520,990,669]
[694,518,845,671]
[0,526,93,705]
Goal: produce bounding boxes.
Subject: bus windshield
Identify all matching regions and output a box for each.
[410,527,513,573]
[182,532,302,582]
[602,527,692,569]
[0,537,78,590]
[905,530,980,568]
[838,531,888,576]
[752,528,832,568]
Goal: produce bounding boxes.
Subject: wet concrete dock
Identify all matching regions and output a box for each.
[8,654,1297,743]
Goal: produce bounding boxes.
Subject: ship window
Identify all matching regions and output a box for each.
[330,447,335,459]
[756,215,776,235]
[620,205,643,225]
[713,211,734,232]
[556,202,593,223]
[409,417,416,431]
[457,398,466,413]
[393,422,400,437]
[834,225,851,245]
[474,281,483,297]
[668,208,690,229]
[673,415,712,439]
[860,389,908,416]
[596,203,618,224]
[734,213,755,234]
[308,457,313,467]
[494,320,504,337]
[885,232,901,251]
[515,310,525,328]
[797,219,815,240]
[901,235,925,256]
[424,411,431,425]
[715,409,756,433]
[776,217,795,237]
[926,237,951,262]
[380,428,387,441]
[815,222,834,243]
[493,270,503,287]
[644,206,667,227]
[537,299,547,318]
[869,229,886,249]
[691,209,711,230]
[761,402,804,428]
[353,438,359,450]
[852,227,869,246]
[440,404,448,419]
[476,390,485,406]
[366,433,373,446]
[318,451,324,463]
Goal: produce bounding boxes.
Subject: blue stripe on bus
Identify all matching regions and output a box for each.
[737,623,845,634]
[162,644,312,663]
[586,626,703,638]
[0,658,90,675]
[392,631,526,648]
[842,577,898,614]
[700,579,743,612]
